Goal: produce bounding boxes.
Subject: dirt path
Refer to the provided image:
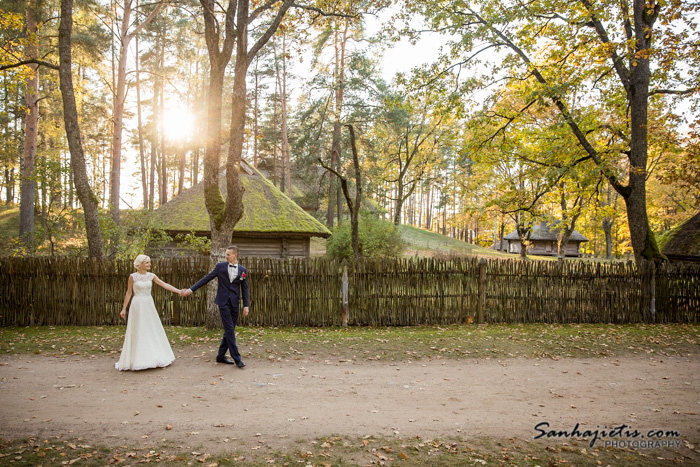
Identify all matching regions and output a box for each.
[1,350,698,456]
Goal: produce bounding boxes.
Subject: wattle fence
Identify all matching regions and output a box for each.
[1,256,698,326]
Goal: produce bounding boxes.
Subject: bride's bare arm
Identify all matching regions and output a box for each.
[121,275,134,319]
[153,275,181,294]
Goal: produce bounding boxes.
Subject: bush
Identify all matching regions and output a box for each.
[101,209,172,260]
[175,232,212,255]
[326,214,405,260]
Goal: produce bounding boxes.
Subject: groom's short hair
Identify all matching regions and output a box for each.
[226,245,239,256]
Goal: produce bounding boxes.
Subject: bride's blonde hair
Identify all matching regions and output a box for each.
[133,254,150,269]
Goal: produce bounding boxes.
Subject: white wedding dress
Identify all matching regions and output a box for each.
[115,272,175,371]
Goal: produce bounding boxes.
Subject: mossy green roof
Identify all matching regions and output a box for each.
[660,211,700,257]
[154,164,331,238]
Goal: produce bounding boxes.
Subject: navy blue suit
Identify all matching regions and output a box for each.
[190,262,249,362]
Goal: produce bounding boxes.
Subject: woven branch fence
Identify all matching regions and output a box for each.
[0,256,698,327]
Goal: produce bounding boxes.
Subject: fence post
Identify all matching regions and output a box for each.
[478,258,487,324]
[341,261,349,326]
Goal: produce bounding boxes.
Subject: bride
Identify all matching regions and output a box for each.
[115,254,180,371]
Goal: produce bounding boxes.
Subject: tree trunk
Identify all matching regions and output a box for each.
[347,125,362,258]
[603,217,613,259]
[556,188,582,259]
[200,0,293,328]
[327,146,337,227]
[426,183,433,230]
[58,0,103,258]
[408,193,415,226]
[335,143,343,223]
[335,22,348,225]
[417,184,422,227]
[515,214,530,259]
[253,56,260,168]
[393,181,404,225]
[221,50,248,238]
[111,0,163,218]
[557,227,574,259]
[109,1,130,224]
[20,2,39,245]
[149,35,159,211]
[159,37,167,205]
[5,167,14,204]
[177,147,186,195]
[281,36,292,196]
[135,32,148,209]
[201,59,229,328]
[318,125,362,257]
[67,164,73,208]
[273,35,291,196]
[2,77,14,204]
[199,0,238,329]
[192,61,204,186]
[39,151,46,242]
[518,235,528,258]
[624,0,659,263]
[327,21,348,228]
[272,73,279,187]
[328,122,340,226]
[499,220,505,251]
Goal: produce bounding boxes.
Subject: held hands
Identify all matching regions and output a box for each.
[179,289,192,297]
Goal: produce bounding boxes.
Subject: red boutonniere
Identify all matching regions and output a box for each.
[240,272,246,280]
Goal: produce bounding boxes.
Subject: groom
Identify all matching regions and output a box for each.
[182,245,249,367]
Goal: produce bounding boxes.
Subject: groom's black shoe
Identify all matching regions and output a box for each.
[216,357,236,365]
[235,360,246,368]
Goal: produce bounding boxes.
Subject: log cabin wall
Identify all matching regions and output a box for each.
[231,236,310,258]
[155,234,311,259]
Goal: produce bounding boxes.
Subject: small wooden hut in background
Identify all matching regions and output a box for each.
[503,221,588,257]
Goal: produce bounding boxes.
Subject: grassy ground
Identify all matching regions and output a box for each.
[398,224,513,259]
[0,204,21,252]
[0,432,691,466]
[1,324,697,465]
[2,323,696,360]
[0,204,87,256]
[312,224,522,259]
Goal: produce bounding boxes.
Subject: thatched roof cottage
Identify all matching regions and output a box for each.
[504,221,588,257]
[152,161,331,258]
[660,211,700,263]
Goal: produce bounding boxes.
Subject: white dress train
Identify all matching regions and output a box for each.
[115,272,175,371]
